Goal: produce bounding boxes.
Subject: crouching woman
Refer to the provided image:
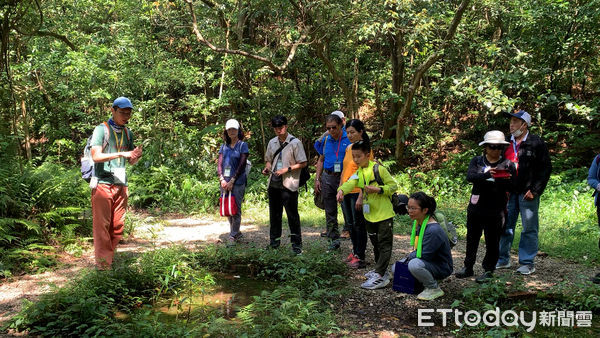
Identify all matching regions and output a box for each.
[406,192,453,301]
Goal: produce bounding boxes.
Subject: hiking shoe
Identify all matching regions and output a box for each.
[327,241,340,251]
[495,261,512,269]
[475,271,494,283]
[226,236,236,247]
[347,256,366,269]
[320,231,328,237]
[591,272,600,284]
[417,288,444,301]
[455,267,474,279]
[360,273,390,290]
[345,253,356,262]
[516,264,535,275]
[233,232,244,240]
[364,270,377,279]
[340,230,351,239]
[292,247,303,255]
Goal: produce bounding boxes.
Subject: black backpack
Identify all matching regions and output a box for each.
[372,163,408,215]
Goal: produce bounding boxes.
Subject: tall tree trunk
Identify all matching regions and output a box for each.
[395,0,471,165]
[383,30,405,140]
[20,98,32,161]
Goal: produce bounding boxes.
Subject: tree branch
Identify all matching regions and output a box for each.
[395,0,471,162]
[185,0,306,74]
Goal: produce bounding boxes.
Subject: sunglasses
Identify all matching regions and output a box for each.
[487,144,504,150]
[326,126,338,130]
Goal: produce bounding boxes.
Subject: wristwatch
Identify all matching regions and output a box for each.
[288,166,292,173]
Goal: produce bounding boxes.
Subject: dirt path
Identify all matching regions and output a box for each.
[0,213,595,335]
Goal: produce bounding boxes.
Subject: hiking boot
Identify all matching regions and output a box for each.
[591,272,600,284]
[417,288,444,301]
[347,256,366,269]
[361,272,390,290]
[495,261,512,269]
[455,267,474,279]
[345,253,356,262]
[516,264,535,275]
[475,271,494,283]
[340,230,351,239]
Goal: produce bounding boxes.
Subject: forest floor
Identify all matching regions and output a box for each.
[0,212,597,336]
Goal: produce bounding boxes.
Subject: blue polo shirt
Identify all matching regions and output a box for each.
[316,131,351,172]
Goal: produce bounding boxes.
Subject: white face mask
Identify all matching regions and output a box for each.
[511,123,526,138]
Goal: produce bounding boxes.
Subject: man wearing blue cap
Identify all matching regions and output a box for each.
[496,110,551,275]
[90,97,143,269]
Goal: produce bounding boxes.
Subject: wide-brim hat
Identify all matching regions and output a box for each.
[479,130,510,146]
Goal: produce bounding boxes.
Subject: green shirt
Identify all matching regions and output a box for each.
[91,123,134,186]
[338,161,398,223]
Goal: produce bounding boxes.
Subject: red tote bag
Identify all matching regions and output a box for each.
[220,191,238,217]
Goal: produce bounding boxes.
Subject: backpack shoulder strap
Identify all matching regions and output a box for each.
[596,154,600,166]
[373,163,384,186]
[102,122,110,151]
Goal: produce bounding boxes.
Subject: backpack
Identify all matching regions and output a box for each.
[433,211,458,248]
[372,163,409,215]
[81,122,130,182]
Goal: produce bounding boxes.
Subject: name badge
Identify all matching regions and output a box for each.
[362,203,370,214]
[334,162,342,173]
[224,166,232,177]
[113,167,126,184]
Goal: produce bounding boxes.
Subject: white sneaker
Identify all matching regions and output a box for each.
[364,270,377,279]
[495,261,512,269]
[361,273,390,290]
[417,288,444,301]
[516,264,535,275]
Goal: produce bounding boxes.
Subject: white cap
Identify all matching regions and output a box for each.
[225,119,240,130]
[331,110,344,119]
[478,130,510,146]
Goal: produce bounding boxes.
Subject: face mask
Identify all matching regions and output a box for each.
[511,123,525,138]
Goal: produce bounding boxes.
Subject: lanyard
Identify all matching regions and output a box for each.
[511,140,521,162]
[112,128,125,165]
[410,215,430,258]
[361,167,371,199]
[333,136,342,161]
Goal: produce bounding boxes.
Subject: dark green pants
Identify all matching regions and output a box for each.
[366,218,394,276]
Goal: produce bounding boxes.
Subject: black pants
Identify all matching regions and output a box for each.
[268,186,302,249]
[464,207,504,272]
[596,205,600,250]
[341,193,367,260]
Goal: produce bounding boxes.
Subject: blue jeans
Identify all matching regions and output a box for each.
[498,193,540,266]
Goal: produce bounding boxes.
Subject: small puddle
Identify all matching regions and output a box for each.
[116,272,275,322]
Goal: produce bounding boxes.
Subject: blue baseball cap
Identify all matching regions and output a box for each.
[506,110,531,126]
[112,97,133,109]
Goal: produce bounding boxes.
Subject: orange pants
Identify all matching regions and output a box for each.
[92,184,128,269]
